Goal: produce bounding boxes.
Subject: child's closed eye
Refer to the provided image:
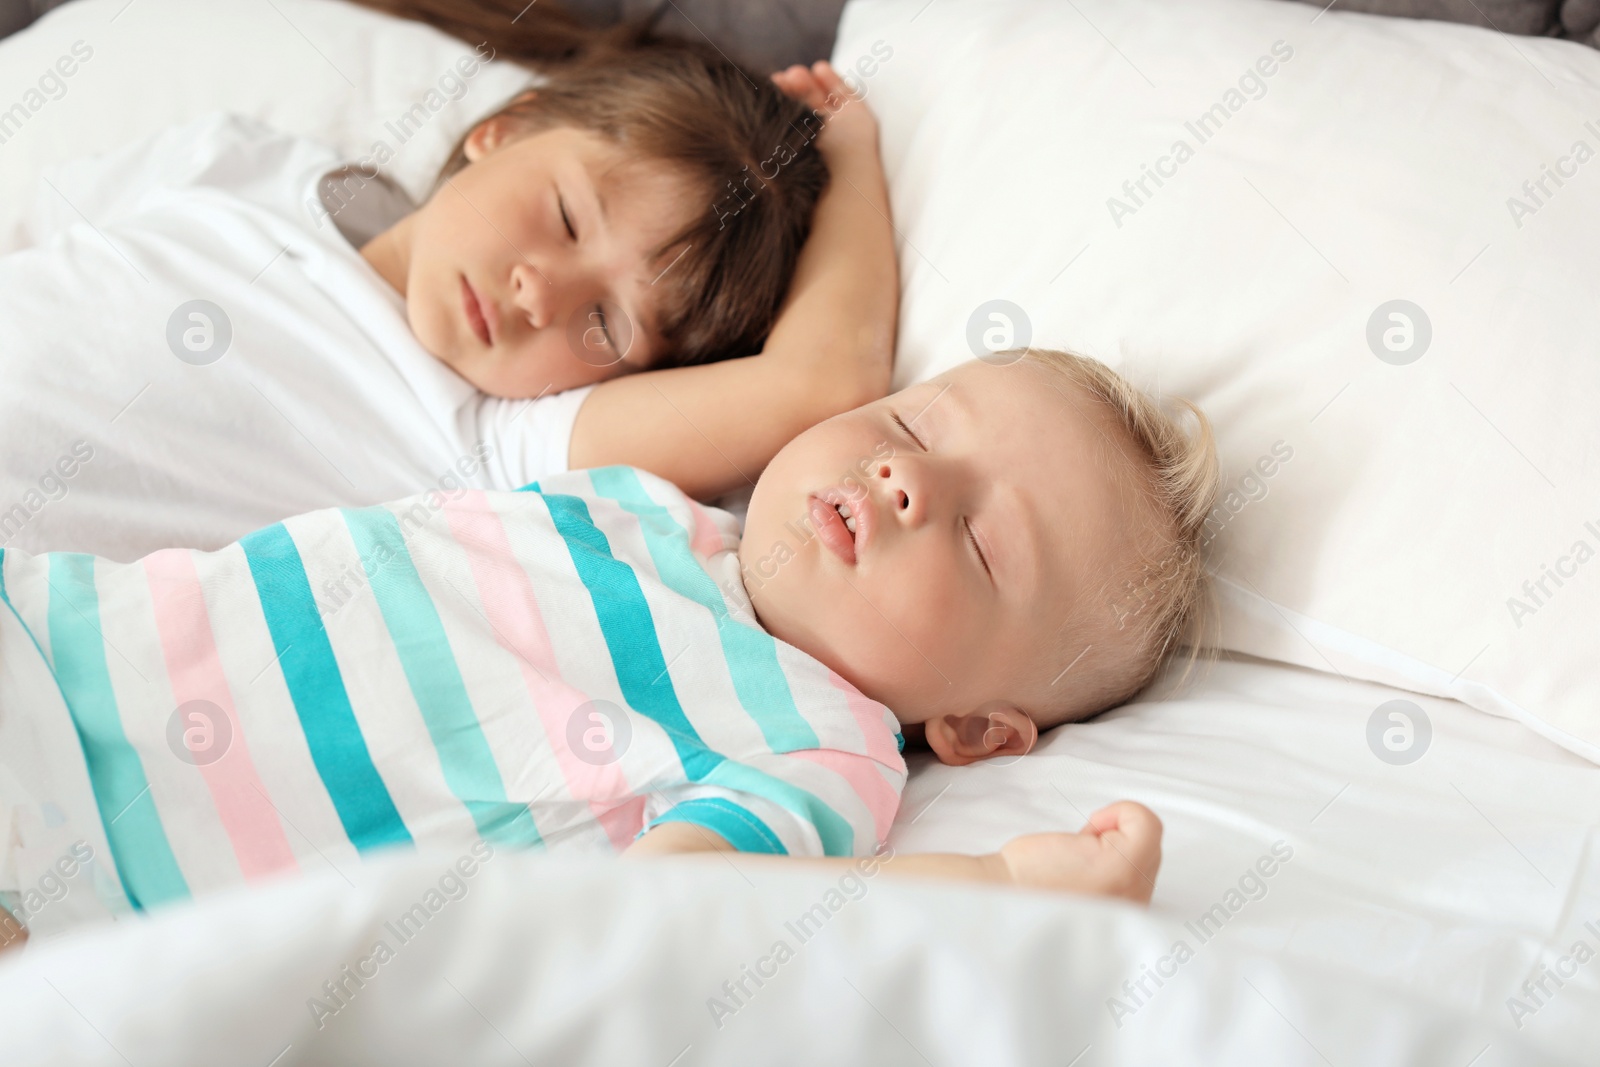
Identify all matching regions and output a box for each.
[966,519,991,576]
[558,190,576,240]
[891,412,924,449]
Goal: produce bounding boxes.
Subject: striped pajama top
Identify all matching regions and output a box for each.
[0,466,907,923]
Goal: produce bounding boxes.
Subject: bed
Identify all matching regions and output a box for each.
[1,654,1594,1065]
[1,0,1597,1063]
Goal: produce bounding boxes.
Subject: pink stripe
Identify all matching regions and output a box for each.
[787,749,901,844]
[683,499,732,561]
[142,550,299,880]
[825,668,906,771]
[443,491,639,850]
[594,794,649,852]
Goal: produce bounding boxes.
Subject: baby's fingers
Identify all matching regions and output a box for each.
[1088,802,1163,877]
[1087,800,1161,841]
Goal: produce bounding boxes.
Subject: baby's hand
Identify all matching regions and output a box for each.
[996,801,1163,904]
[771,61,879,157]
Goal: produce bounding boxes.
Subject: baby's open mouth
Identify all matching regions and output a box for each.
[809,493,860,565]
[806,489,870,566]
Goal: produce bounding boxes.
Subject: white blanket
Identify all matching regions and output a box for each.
[0,657,1594,1065]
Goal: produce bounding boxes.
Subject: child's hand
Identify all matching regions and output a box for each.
[771,61,879,157]
[996,801,1163,904]
[576,59,895,500]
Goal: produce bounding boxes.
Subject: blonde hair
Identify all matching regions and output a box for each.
[1012,348,1221,727]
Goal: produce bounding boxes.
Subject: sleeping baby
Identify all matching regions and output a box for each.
[0,349,1216,940]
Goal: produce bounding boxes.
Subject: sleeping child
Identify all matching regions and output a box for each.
[0,48,893,561]
[0,347,1217,942]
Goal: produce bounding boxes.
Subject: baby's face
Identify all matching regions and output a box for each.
[740,358,1134,734]
[398,121,697,398]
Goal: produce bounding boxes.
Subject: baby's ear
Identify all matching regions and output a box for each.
[923,701,1038,767]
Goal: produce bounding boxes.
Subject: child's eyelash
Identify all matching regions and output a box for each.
[558,193,576,240]
[558,195,614,353]
[891,412,924,449]
[966,519,992,576]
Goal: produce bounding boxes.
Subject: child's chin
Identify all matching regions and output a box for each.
[409,309,458,370]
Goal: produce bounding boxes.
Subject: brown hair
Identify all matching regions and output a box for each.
[1015,349,1221,727]
[349,0,829,368]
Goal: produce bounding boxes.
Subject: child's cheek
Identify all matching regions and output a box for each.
[839,596,936,710]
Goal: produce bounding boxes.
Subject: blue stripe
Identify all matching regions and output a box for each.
[239,524,411,853]
[41,554,190,909]
[647,797,787,855]
[537,489,719,777]
[534,478,856,856]
[701,761,856,856]
[588,466,819,754]
[0,552,146,915]
[342,507,541,849]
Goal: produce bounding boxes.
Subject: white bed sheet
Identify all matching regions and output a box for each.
[893,655,1600,1050]
[0,659,1593,1065]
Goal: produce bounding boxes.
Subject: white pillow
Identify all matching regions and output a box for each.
[0,0,536,252]
[836,0,1600,761]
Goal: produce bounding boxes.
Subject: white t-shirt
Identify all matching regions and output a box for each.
[0,112,594,561]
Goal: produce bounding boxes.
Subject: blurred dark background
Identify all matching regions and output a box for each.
[3,0,1599,62]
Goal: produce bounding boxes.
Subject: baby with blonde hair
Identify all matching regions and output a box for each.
[629,347,1221,896]
[0,347,1215,951]
[738,347,1219,757]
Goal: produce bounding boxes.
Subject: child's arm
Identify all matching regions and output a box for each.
[624,801,1163,904]
[567,61,897,501]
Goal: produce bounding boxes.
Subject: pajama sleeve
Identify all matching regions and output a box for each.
[638,745,905,859]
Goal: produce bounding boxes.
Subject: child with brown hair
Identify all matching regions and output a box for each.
[0,17,892,558]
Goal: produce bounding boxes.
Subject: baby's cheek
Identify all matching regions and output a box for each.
[856,597,965,711]
[819,601,914,703]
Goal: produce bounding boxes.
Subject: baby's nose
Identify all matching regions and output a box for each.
[875,462,912,511]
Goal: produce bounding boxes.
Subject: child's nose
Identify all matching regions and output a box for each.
[510,263,554,331]
[875,462,918,522]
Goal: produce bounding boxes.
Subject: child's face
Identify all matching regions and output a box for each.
[740,359,1137,740]
[399,120,698,398]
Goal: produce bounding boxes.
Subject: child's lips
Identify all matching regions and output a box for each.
[809,488,873,565]
[810,495,855,564]
[461,275,494,346]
